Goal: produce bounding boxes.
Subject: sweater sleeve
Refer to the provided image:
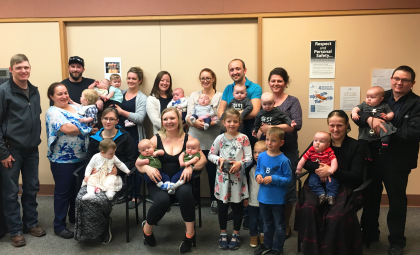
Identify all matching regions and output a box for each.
[332,139,365,186]
[208,135,221,165]
[271,159,292,187]
[253,111,262,133]
[85,154,97,176]
[289,97,303,131]
[241,98,253,119]
[128,91,147,124]
[113,155,130,174]
[302,143,320,174]
[146,96,162,131]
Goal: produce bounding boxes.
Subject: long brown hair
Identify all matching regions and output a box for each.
[150,71,172,99]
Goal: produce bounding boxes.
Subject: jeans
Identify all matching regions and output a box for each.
[308,173,339,197]
[50,161,84,232]
[248,205,263,236]
[260,202,286,252]
[1,147,39,236]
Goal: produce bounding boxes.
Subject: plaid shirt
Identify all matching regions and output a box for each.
[84,106,98,127]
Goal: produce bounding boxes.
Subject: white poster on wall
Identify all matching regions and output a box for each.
[104,57,121,80]
[372,69,394,91]
[309,81,335,118]
[340,87,360,111]
[310,40,336,79]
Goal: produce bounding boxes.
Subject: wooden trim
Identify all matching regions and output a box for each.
[1,8,420,23]
[58,21,69,80]
[257,17,263,86]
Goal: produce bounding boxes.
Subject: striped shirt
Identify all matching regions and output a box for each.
[302,146,336,166]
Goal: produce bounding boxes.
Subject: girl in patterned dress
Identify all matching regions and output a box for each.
[208,108,252,250]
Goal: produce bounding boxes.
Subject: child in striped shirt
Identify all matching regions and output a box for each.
[296,131,338,205]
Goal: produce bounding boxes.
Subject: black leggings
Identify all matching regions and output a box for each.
[217,200,243,231]
[202,150,217,201]
[146,182,195,225]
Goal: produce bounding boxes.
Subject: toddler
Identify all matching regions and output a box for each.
[223,84,253,120]
[252,92,296,138]
[208,108,252,250]
[189,94,214,130]
[296,131,338,205]
[254,127,292,255]
[70,89,99,127]
[167,88,189,121]
[246,140,266,248]
[82,139,131,201]
[351,86,396,159]
[136,139,200,194]
[89,78,110,97]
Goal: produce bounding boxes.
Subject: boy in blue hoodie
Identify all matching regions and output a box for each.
[254,127,292,255]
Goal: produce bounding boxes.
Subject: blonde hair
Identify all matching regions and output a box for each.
[254,140,267,151]
[158,107,185,139]
[266,127,285,140]
[99,139,117,152]
[109,74,121,82]
[315,131,331,143]
[82,89,99,105]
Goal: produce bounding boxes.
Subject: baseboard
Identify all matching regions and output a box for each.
[22,185,420,206]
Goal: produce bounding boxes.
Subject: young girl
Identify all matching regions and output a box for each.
[208,108,252,250]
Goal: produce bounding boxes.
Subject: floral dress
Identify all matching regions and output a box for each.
[208,133,252,203]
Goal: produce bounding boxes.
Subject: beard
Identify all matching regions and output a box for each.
[69,71,83,81]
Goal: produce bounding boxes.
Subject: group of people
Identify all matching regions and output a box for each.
[0,53,419,255]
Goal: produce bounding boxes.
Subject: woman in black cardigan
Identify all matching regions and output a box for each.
[294,110,365,255]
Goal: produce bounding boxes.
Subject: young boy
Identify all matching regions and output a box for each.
[70,89,99,127]
[222,84,253,120]
[167,88,189,121]
[252,92,296,138]
[189,94,215,130]
[254,127,292,255]
[246,141,267,248]
[296,131,338,205]
[351,86,396,160]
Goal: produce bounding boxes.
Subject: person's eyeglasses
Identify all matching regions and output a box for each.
[392,77,412,84]
[200,77,212,81]
[102,117,117,122]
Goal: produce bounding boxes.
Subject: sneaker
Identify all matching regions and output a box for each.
[272,250,283,255]
[319,194,327,205]
[203,123,209,130]
[327,196,336,206]
[124,120,136,127]
[179,233,196,254]
[101,217,113,244]
[254,244,271,255]
[250,236,259,247]
[229,234,242,250]
[259,233,264,244]
[210,200,219,214]
[219,233,229,250]
[388,245,403,255]
[142,220,157,247]
[242,216,249,230]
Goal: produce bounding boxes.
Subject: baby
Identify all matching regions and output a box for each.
[252,92,296,137]
[223,84,253,120]
[167,88,188,121]
[351,86,396,159]
[296,131,338,205]
[89,78,110,98]
[82,139,130,201]
[189,94,215,130]
[136,139,200,194]
[70,89,99,127]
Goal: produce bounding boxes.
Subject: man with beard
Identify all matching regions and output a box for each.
[55,56,103,110]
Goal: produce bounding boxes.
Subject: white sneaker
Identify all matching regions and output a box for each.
[82,193,95,201]
[204,123,209,130]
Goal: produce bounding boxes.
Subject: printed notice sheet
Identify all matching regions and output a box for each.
[372,69,393,91]
[104,57,121,80]
[310,40,336,79]
[309,81,335,118]
[340,87,360,111]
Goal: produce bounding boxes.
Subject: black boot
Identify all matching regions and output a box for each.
[179,233,196,254]
[142,220,156,247]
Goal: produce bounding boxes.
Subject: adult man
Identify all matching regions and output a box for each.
[0,54,45,247]
[355,66,420,255]
[217,59,262,139]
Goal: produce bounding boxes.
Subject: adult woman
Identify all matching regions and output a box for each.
[74,108,136,243]
[146,71,173,134]
[114,67,147,208]
[46,82,92,239]
[294,110,365,255]
[186,68,222,213]
[138,108,207,254]
[259,67,302,238]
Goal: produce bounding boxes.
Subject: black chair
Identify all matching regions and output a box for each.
[73,165,140,243]
[141,168,203,229]
[296,169,372,252]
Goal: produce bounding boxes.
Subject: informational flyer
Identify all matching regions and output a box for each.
[104,57,121,80]
[310,40,336,79]
[340,87,360,111]
[309,81,334,118]
[372,69,394,91]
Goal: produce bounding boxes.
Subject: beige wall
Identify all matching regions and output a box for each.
[263,14,420,195]
[66,20,258,195]
[0,22,62,185]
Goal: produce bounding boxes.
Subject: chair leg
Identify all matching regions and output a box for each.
[142,175,147,220]
[134,173,139,224]
[125,178,130,243]
[198,184,202,228]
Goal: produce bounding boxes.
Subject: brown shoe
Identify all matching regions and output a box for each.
[327,196,336,206]
[259,233,264,244]
[23,226,46,237]
[319,194,327,205]
[250,236,259,247]
[10,234,26,247]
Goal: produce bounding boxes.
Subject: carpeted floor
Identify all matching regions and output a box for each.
[0,196,419,254]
